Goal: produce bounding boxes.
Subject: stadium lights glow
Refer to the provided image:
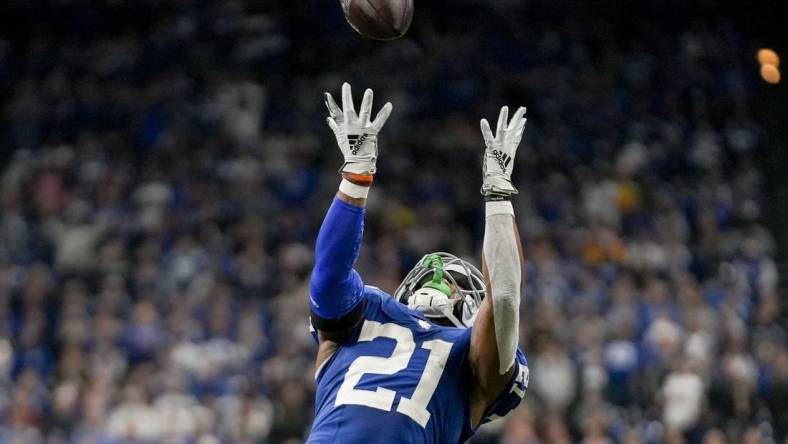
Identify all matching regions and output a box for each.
[757,48,781,84]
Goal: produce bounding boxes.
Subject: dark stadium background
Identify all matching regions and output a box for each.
[0,1,786,443]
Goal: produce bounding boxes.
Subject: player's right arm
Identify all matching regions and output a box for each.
[310,83,392,363]
[468,106,528,425]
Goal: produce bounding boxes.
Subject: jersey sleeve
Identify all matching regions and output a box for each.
[481,349,529,423]
[309,197,367,339]
[308,293,368,344]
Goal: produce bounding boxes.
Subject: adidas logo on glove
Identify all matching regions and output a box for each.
[348,134,369,155]
[492,149,512,171]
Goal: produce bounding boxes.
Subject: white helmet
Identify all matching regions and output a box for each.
[394,252,486,328]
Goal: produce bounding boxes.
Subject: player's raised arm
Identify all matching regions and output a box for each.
[469,106,527,420]
[309,83,392,341]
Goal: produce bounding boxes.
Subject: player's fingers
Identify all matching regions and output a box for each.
[359,88,374,125]
[480,119,494,147]
[327,117,339,133]
[509,106,527,131]
[342,82,357,121]
[371,102,393,131]
[496,106,509,136]
[325,93,342,119]
[515,117,528,137]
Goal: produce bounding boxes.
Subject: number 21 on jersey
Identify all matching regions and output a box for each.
[335,320,452,428]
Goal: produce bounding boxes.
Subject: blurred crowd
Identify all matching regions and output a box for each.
[0,1,785,443]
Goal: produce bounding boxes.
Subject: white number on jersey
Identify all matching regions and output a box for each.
[334,320,453,427]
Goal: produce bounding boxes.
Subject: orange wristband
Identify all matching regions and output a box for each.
[342,173,374,186]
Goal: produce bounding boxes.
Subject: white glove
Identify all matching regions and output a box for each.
[325,82,393,177]
[480,106,527,196]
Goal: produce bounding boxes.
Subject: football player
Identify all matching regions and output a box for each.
[306,83,529,443]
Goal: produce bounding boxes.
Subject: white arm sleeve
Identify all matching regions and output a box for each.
[482,201,522,374]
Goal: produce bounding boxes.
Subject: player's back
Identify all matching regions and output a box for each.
[308,286,474,444]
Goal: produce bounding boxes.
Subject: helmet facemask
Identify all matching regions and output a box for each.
[395,252,486,328]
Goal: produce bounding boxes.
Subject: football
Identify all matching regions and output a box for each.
[341,0,414,40]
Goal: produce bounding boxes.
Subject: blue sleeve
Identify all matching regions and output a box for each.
[309,197,365,319]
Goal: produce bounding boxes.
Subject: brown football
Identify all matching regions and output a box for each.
[341,0,414,40]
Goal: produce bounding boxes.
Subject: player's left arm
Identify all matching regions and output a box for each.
[468,106,527,426]
[310,83,392,348]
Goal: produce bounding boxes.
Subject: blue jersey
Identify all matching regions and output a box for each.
[306,197,529,443]
[307,286,529,444]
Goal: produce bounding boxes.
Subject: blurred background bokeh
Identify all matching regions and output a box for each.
[0,1,786,443]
